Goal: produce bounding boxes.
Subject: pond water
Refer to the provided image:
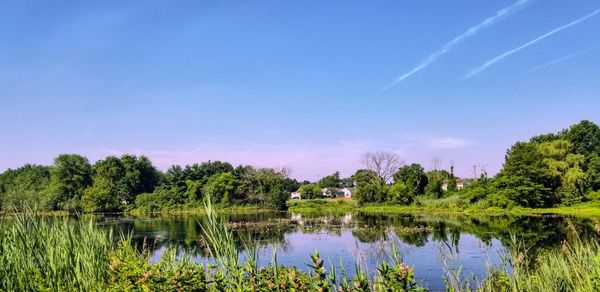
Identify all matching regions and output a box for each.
[95,212,599,291]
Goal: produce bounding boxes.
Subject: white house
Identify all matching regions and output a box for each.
[291,187,353,199]
[321,187,353,198]
[290,191,301,199]
[442,179,465,191]
[340,187,352,198]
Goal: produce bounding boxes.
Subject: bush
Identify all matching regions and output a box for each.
[484,192,515,209]
[108,240,208,291]
[586,190,600,201]
[388,182,413,205]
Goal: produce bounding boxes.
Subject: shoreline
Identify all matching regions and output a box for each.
[4,199,600,218]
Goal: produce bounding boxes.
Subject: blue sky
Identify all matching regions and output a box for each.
[1,0,599,180]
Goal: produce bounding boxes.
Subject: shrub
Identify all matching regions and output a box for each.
[586,190,600,201]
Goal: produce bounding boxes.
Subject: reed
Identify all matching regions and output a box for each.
[0,210,110,291]
[445,231,600,292]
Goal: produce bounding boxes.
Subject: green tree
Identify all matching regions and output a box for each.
[496,142,552,207]
[45,154,93,211]
[298,183,322,199]
[388,182,412,205]
[318,171,342,188]
[83,156,127,212]
[538,140,586,205]
[0,165,51,210]
[424,178,444,199]
[203,172,239,204]
[560,120,600,157]
[393,164,428,197]
[350,169,380,186]
[185,180,203,202]
[586,154,600,192]
[267,184,288,210]
[120,155,160,203]
[447,165,458,192]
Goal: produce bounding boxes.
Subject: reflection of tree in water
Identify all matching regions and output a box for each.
[93,211,599,261]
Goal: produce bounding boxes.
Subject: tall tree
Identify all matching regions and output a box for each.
[45,154,93,210]
[447,164,458,192]
[120,155,160,204]
[83,156,127,212]
[496,142,552,207]
[561,120,600,157]
[203,172,239,204]
[360,151,403,185]
[393,164,428,196]
[0,165,51,210]
[318,171,342,188]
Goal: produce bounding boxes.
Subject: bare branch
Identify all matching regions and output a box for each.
[360,151,404,185]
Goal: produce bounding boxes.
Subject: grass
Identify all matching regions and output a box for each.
[126,203,275,216]
[287,197,600,218]
[446,229,600,292]
[3,202,600,291]
[0,203,425,291]
[0,210,111,291]
[287,198,358,213]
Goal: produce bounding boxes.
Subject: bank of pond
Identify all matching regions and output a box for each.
[2,205,600,291]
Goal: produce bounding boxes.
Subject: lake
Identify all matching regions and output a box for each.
[95,211,599,291]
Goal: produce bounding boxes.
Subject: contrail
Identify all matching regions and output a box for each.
[523,44,600,74]
[380,0,530,92]
[464,7,600,79]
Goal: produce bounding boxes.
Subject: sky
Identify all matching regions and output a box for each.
[1,0,600,180]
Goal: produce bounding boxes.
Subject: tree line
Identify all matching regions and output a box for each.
[0,156,300,212]
[2,120,600,212]
[326,120,600,208]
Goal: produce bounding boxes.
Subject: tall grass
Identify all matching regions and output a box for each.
[0,211,111,291]
[445,230,600,292]
[3,203,599,291]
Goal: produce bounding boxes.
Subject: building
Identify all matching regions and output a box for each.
[290,187,353,199]
[321,187,353,198]
[340,187,352,198]
[290,191,301,199]
[442,178,465,191]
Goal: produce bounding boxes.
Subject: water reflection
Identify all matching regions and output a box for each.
[94,212,599,291]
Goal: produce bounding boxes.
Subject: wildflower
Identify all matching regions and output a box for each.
[397,263,412,280]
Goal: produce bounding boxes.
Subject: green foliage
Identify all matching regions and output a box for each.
[354,182,386,204]
[351,169,381,186]
[388,182,413,205]
[45,154,93,211]
[0,164,51,211]
[494,142,552,207]
[463,236,600,292]
[374,247,424,292]
[447,166,458,192]
[393,164,428,197]
[4,120,600,213]
[560,120,600,157]
[0,212,110,291]
[586,190,600,201]
[108,240,207,291]
[319,171,342,188]
[203,172,239,204]
[299,183,323,199]
[267,184,289,210]
[424,178,444,199]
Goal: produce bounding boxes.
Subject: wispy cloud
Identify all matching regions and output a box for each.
[523,44,600,74]
[465,8,600,79]
[380,0,530,92]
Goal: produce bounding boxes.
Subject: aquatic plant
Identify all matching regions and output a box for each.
[0,210,110,291]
